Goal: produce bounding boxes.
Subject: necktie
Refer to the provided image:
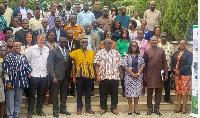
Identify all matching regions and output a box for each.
[62,49,66,61]
[44,28,47,34]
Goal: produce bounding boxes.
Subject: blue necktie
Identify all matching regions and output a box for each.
[62,49,66,61]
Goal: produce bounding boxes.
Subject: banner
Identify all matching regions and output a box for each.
[190,25,199,117]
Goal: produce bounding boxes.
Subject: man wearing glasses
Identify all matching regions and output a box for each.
[69,35,96,115]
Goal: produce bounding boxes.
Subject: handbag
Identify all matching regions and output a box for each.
[169,72,175,90]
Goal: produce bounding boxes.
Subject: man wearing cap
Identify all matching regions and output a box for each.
[69,35,95,115]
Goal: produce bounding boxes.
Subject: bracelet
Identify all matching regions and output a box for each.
[137,73,140,76]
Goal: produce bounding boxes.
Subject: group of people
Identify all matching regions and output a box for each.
[0,0,193,118]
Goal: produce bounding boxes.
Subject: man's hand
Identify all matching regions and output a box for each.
[53,77,58,84]
[96,75,101,83]
[6,83,12,90]
[143,77,147,83]
[73,77,77,84]
[164,76,168,81]
[28,74,32,79]
[120,73,124,80]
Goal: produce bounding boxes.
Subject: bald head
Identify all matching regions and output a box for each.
[150,36,158,47]
[0,4,5,15]
[150,1,156,11]
[41,18,48,28]
[120,6,126,16]
[84,23,92,35]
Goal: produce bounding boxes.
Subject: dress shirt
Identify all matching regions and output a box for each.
[59,46,66,61]
[86,35,92,50]
[93,10,102,19]
[35,27,48,36]
[46,14,64,29]
[114,15,130,29]
[26,45,49,77]
[143,9,161,31]
[55,28,60,42]
[97,16,113,31]
[158,42,174,71]
[77,11,95,27]
[94,49,123,81]
[4,7,13,27]
[20,7,28,19]
[29,18,43,31]
[64,24,84,39]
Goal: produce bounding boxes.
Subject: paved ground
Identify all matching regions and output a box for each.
[19,111,193,118]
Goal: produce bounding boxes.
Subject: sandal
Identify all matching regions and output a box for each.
[174,109,182,113]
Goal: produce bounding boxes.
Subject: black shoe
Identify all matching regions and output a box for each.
[53,112,59,118]
[60,111,71,115]
[147,110,153,115]
[70,92,76,97]
[27,112,33,118]
[154,110,162,116]
[37,111,46,116]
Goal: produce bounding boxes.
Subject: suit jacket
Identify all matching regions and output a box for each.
[171,49,193,75]
[15,29,36,46]
[77,33,99,53]
[48,47,70,80]
[48,28,67,42]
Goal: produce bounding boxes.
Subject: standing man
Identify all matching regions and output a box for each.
[29,9,43,31]
[46,5,64,29]
[0,4,7,30]
[15,19,36,46]
[3,42,32,118]
[48,17,67,43]
[143,36,168,116]
[143,1,161,33]
[26,34,49,118]
[91,20,104,41]
[48,37,71,117]
[35,18,49,36]
[94,38,123,115]
[158,32,174,104]
[35,0,48,18]
[70,35,95,115]
[59,0,73,25]
[64,15,84,40]
[141,20,151,41]
[13,0,30,20]
[2,0,13,27]
[73,4,81,16]
[97,8,113,32]
[77,3,95,28]
[77,23,99,53]
[131,10,142,28]
[93,1,102,19]
[114,6,130,29]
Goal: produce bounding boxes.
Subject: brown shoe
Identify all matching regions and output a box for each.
[100,109,106,114]
[77,110,82,115]
[111,109,118,115]
[86,110,95,114]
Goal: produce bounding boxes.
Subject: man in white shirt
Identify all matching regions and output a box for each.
[13,0,30,20]
[26,34,49,118]
[29,9,43,31]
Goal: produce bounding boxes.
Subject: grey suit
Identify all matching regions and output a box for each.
[47,47,70,113]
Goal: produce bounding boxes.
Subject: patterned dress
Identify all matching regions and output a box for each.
[123,54,145,97]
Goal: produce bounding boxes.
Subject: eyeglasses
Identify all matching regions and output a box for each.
[81,41,88,44]
[106,34,112,36]
[179,43,186,46]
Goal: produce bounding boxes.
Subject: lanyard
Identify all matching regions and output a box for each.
[67,40,73,51]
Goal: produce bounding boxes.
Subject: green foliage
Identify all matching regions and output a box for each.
[192,96,198,114]
[162,0,198,41]
[7,0,35,10]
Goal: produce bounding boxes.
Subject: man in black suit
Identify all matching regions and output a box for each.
[48,17,67,42]
[47,37,71,117]
[66,29,80,96]
[15,19,36,46]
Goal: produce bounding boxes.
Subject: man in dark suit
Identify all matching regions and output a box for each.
[15,19,36,46]
[48,17,67,43]
[47,37,71,118]
[66,29,80,96]
[13,0,30,20]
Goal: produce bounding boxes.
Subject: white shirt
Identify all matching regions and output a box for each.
[87,35,92,50]
[26,45,49,77]
[55,28,60,42]
[20,7,27,20]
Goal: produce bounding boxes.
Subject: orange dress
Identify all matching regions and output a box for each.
[174,52,191,95]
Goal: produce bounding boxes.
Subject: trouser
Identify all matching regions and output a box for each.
[164,71,171,102]
[147,88,163,111]
[100,79,119,111]
[6,87,23,118]
[28,77,48,113]
[52,79,69,113]
[76,77,93,111]
[67,82,75,95]
[121,69,125,92]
